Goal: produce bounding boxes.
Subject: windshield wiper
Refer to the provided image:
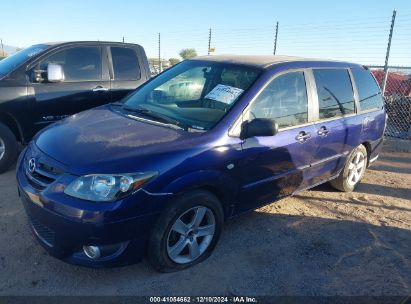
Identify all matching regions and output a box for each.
[122,105,189,130]
[110,101,125,109]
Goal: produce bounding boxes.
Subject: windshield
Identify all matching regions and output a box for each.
[0,44,50,78]
[122,60,261,130]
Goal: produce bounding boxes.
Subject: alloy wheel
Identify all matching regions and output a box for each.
[0,138,5,160]
[167,206,216,264]
[347,151,366,186]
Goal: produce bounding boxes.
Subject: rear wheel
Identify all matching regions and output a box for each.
[148,190,224,272]
[0,123,18,174]
[330,144,367,192]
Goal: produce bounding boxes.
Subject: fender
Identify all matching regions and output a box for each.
[0,112,24,143]
[159,169,240,216]
[362,137,383,165]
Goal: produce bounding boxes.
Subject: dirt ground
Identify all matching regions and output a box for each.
[0,142,410,296]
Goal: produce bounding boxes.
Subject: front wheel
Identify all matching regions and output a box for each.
[0,123,18,174]
[148,190,224,272]
[330,144,368,192]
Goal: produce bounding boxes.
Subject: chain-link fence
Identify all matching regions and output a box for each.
[367,66,411,139]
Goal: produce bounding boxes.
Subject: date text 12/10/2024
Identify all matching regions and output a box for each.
[149,296,257,303]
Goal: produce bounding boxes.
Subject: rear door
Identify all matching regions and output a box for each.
[347,67,386,161]
[307,68,356,185]
[351,67,386,142]
[29,44,111,135]
[108,45,148,102]
[234,70,318,213]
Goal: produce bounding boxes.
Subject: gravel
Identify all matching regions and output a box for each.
[0,144,410,296]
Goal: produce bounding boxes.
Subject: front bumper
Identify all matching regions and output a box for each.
[16,147,172,267]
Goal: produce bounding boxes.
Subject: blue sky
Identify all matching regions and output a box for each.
[1,0,411,65]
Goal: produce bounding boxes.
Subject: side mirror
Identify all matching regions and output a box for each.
[240,118,279,140]
[47,63,64,82]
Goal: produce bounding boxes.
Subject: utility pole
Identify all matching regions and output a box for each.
[273,22,279,55]
[208,28,212,55]
[0,39,4,57]
[382,10,396,95]
[158,32,161,73]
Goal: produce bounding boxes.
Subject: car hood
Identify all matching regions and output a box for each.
[35,106,205,175]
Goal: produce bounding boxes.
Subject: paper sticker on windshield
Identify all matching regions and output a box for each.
[205,84,244,104]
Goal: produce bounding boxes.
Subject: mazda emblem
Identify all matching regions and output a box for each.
[28,158,36,173]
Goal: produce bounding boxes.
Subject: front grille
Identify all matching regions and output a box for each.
[30,217,55,247]
[24,153,63,190]
[26,169,55,188]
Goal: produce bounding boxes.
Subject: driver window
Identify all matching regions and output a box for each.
[248,71,308,128]
[38,46,102,82]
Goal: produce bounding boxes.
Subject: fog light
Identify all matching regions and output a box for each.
[81,242,128,260]
[83,245,101,259]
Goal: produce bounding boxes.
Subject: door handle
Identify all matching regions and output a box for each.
[92,86,109,92]
[317,126,330,136]
[295,131,311,143]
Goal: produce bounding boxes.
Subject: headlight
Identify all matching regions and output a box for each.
[64,172,157,202]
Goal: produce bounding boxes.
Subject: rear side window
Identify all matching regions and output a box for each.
[40,46,102,81]
[313,69,355,119]
[351,68,384,111]
[249,71,308,128]
[111,47,141,80]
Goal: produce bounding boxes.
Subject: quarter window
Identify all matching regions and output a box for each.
[40,47,102,81]
[351,68,384,111]
[313,69,355,119]
[249,72,308,128]
[111,47,141,80]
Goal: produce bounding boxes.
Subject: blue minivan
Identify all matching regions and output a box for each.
[17,55,386,272]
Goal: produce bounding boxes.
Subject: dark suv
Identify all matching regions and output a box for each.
[0,41,150,173]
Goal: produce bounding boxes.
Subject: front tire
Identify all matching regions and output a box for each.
[148,190,224,272]
[330,144,368,192]
[0,123,18,174]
